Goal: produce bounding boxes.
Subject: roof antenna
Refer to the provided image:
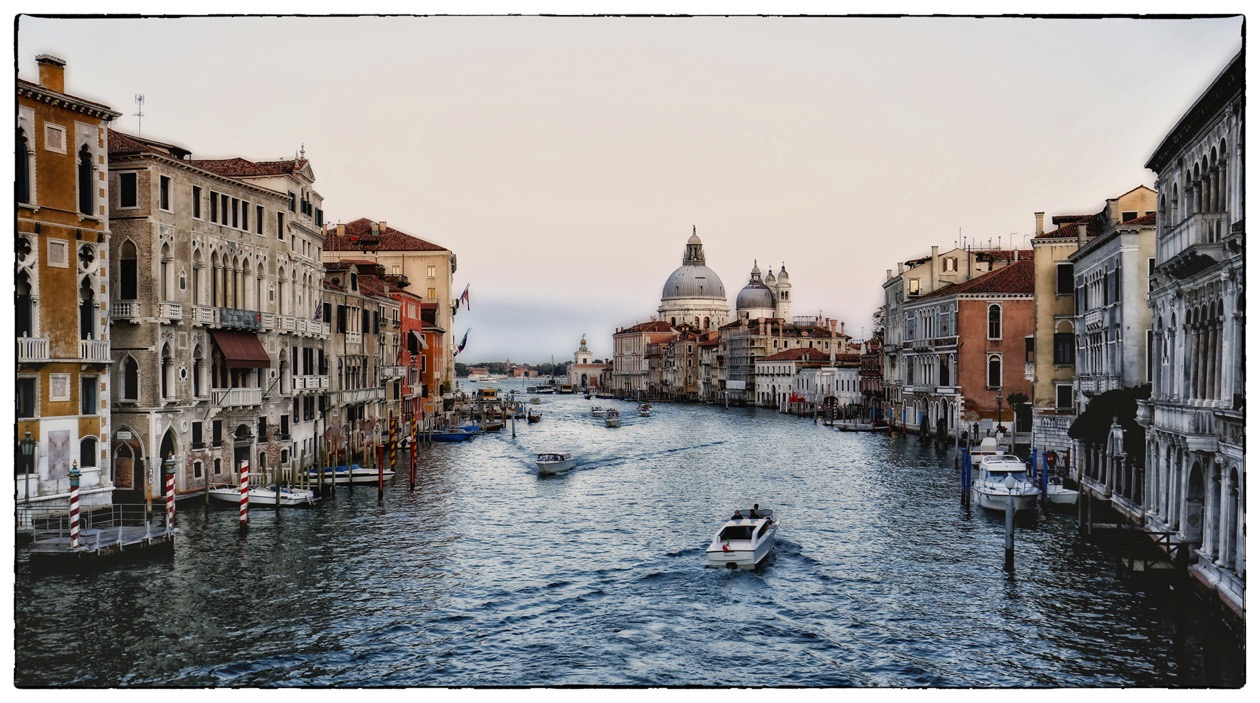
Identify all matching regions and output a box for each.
[133,94,145,136]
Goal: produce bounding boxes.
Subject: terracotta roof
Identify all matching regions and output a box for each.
[1121,213,1157,226]
[324,218,449,253]
[761,347,832,362]
[915,259,1035,301]
[617,320,674,334]
[1036,213,1104,239]
[18,78,117,113]
[108,130,191,159]
[189,157,309,177]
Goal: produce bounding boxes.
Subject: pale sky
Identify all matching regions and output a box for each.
[14,10,1244,364]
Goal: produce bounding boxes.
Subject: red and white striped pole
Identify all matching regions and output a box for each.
[239,459,250,528]
[164,453,176,534]
[68,461,81,549]
[409,419,417,492]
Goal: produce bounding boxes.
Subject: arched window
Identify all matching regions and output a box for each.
[192,344,204,398]
[79,436,98,468]
[987,304,1002,340]
[192,250,203,305]
[160,243,172,302]
[122,356,139,401]
[987,354,1002,388]
[119,240,139,300]
[17,128,31,204]
[77,144,94,215]
[161,345,174,399]
[16,269,33,338]
[79,277,95,340]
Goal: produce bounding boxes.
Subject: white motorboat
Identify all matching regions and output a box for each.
[536,452,577,476]
[1044,476,1080,506]
[590,406,605,416]
[208,483,318,507]
[706,508,779,568]
[304,464,397,485]
[638,403,652,417]
[604,409,621,427]
[972,454,1040,513]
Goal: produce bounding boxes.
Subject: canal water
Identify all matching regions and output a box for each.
[14,385,1244,687]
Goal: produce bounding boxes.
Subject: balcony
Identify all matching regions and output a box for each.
[1157,211,1230,278]
[111,301,140,323]
[192,305,218,327]
[220,308,262,331]
[260,312,275,330]
[280,315,296,332]
[1024,362,1035,381]
[293,375,330,392]
[342,387,385,404]
[1084,308,1103,331]
[213,387,263,407]
[382,365,406,380]
[1149,402,1219,452]
[17,336,50,363]
[80,339,110,363]
[346,330,363,346]
[159,301,183,322]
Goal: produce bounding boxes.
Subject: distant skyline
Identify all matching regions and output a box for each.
[13,13,1243,363]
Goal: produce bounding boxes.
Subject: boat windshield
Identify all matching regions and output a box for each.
[538,453,566,462]
[985,470,1028,483]
[720,525,755,541]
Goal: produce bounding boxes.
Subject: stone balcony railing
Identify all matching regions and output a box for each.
[346,330,363,346]
[159,301,183,322]
[111,301,140,322]
[80,339,111,363]
[260,312,276,330]
[342,387,384,404]
[192,305,218,327]
[17,336,50,363]
[1158,211,1229,266]
[280,315,296,332]
[1083,308,1103,331]
[382,365,406,380]
[293,375,330,391]
[213,387,263,407]
[1149,402,1219,452]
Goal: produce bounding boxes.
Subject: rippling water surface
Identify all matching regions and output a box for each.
[14,385,1244,687]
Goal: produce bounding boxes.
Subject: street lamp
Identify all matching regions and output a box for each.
[995,386,1004,436]
[19,431,36,505]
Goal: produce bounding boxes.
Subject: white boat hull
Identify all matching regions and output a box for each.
[706,513,778,568]
[1045,484,1080,505]
[537,458,577,475]
[973,487,1040,513]
[306,468,397,485]
[605,418,621,427]
[208,486,317,507]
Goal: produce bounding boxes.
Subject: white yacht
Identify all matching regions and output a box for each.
[706,508,779,568]
[208,483,317,507]
[638,403,652,417]
[536,452,577,476]
[972,454,1040,513]
[604,409,621,427]
[590,406,605,416]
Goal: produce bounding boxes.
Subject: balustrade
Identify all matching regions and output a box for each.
[79,339,111,363]
[159,301,183,322]
[17,336,50,363]
[111,301,139,321]
[213,387,263,407]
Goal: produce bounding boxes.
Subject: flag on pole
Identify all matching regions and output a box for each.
[456,329,469,355]
[459,284,470,310]
[312,304,323,321]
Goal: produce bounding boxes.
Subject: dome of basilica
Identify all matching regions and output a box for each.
[661,229,726,301]
[736,261,775,311]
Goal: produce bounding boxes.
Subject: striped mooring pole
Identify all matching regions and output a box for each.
[409,420,418,492]
[239,459,250,529]
[390,411,397,474]
[164,452,176,535]
[68,461,81,549]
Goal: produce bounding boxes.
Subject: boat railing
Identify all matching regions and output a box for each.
[23,503,168,544]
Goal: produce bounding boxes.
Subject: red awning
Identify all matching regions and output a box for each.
[210,331,271,368]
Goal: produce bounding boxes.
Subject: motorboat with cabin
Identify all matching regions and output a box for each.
[536,452,577,475]
[972,454,1041,513]
[590,406,605,417]
[638,403,652,417]
[429,428,476,442]
[706,507,779,568]
[1044,476,1080,506]
[604,409,621,427]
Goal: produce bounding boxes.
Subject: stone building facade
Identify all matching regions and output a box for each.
[106,132,329,496]
[1139,52,1244,620]
[16,55,121,515]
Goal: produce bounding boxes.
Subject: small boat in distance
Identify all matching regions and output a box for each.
[1044,476,1080,506]
[590,406,605,416]
[834,419,878,432]
[536,452,576,475]
[604,409,621,427]
[638,403,652,417]
[706,507,779,568]
[429,428,476,442]
[208,483,317,507]
[527,411,542,424]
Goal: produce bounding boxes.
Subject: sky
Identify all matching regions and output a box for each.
[13,8,1244,364]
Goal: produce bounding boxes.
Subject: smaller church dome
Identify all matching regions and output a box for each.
[777,264,789,281]
[736,261,775,311]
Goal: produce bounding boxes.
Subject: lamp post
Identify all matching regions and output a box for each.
[995,386,1004,437]
[20,431,36,506]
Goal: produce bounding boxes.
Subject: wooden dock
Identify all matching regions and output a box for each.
[23,504,177,571]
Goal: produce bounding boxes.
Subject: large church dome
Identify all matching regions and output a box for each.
[661,229,726,301]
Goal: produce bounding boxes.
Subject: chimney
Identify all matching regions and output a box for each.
[1077,222,1088,247]
[897,262,904,275]
[886,268,893,281]
[379,221,387,233]
[930,245,939,290]
[336,223,346,238]
[36,54,66,94]
[840,321,846,338]
[1035,211,1045,236]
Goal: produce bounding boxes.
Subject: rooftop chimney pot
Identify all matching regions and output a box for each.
[36,54,67,93]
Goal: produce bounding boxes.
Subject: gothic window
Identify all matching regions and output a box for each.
[987,354,1002,388]
[122,356,139,401]
[119,240,139,300]
[77,145,94,215]
[79,436,98,468]
[16,269,33,339]
[16,128,31,204]
[79,277,95,340]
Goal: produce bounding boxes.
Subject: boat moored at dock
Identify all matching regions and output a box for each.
[972,454,1040,513]
[208,483,318,507]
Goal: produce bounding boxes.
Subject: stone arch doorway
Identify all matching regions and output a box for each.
[1185,461,1205,543]
[233,424,254,479]
[111,429,144,501]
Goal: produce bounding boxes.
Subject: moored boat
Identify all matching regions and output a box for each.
[1044,477,1080,506]
[706,507,778,568]
[208,483,318,506]
[304,464,397,485]
[834,419,878,432]
[536,451,576,475]
[429,428,476,442]
[972,454,1040,513]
